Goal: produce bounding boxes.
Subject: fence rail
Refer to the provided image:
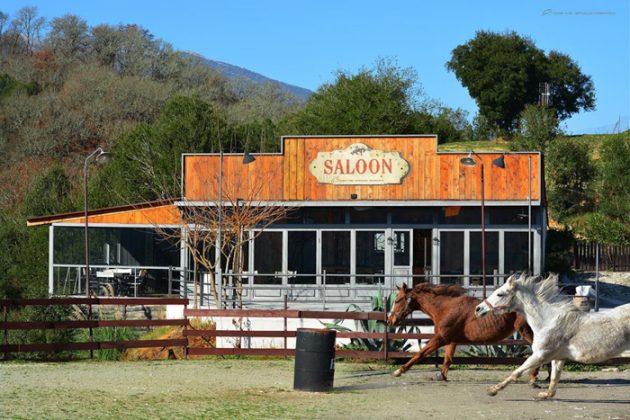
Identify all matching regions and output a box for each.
[3,298,629,367]
[1,298,189,358]
[183,304,629,365]
[573,241,630,272]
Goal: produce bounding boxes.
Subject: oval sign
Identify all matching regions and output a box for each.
[309,143,410,185]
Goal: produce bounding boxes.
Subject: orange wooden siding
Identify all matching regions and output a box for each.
[184,136,540,202]
[27,204,182,226]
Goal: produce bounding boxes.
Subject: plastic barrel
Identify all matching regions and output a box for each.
[293,328,336,392]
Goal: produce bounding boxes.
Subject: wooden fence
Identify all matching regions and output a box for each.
[1,298,188,358]
[3,298,629,366]
[574,241,630,272]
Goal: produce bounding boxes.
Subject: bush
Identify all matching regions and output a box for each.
[8,304,77,360]
[545,228,576,273]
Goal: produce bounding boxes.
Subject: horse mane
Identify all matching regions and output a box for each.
[517,273,578,312]
[412,283,467,297]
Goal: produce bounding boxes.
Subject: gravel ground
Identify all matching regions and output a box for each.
[1,360,629,419]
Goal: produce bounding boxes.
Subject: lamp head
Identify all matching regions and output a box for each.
[460,152,477,167]
[492,154,505,168]
[242,151,256,164]
[95,150,112,163]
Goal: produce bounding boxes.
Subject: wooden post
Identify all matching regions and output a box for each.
[184,300,189,360]
[284,293,288,358]
[88,302,94,359]
[383,295,388,362]
[3,298,8,360]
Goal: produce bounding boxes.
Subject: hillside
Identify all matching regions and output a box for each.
[183,52,312,101]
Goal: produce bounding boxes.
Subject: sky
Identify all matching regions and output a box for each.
[4,0,629,134]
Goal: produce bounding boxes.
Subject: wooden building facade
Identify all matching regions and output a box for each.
[30,135,546,305]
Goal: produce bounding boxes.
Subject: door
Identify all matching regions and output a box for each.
[391,229,412,288]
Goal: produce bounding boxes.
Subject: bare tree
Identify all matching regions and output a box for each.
[11,6,46,55]
[148,165,291,309]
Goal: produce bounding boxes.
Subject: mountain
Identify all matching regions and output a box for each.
[184,52,312,101]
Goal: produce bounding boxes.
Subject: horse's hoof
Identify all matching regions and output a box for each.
[392,369,403,377]
[487,387,498,397]
[529,382,541,389]
[535,391,554,400]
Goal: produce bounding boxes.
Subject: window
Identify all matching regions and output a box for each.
[321,231,350,284]
[438,207,481,224]
[287,231,316,284]
[393,231,410,266]
[470,231,499,286]
[505,232,532,275]
[391,207,434,224]
[356,231,385,284]
[349,207,387,224]
[439,231,464,284]
[254,231,283,284]
[489,207,539,225]
[54,227,179,267]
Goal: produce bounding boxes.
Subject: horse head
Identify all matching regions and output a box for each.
[475,274,521,318]
[387,283,416,326]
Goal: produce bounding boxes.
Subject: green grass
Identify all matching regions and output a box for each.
[439,139,511,152]
[438,131,629,154]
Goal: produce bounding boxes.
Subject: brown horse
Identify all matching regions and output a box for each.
[387,282,540,384]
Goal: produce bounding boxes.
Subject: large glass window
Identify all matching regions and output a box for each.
[356,231,385,284]
[54,227,179,267]
[470,231,499,286]
[321,231,350,284]
[391,207,435,224]
[438,207,481,224]
[349,207,387,224]
[254,231,283,284]
[287,231,316,284]
[505,231,532,275]
[281,207,345,224]
[489,207,539,225]
[439,231,464,284]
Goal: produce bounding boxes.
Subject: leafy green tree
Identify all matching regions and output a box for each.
[90,95,229,206]
[546,138,596,219]
[293,59,420,135]
[582,212,629,245]
[446,31,594,134]
[23,165,74,217]
[512,104,560,152]
[596,134,630,221]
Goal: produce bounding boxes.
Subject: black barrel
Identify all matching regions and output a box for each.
[293,328,336,392]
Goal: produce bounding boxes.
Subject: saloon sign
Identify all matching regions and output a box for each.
[309,143,410,185]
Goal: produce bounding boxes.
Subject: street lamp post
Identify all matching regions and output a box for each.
[460,152,505,298]
[83,147,112,297]
[216,150,256,308]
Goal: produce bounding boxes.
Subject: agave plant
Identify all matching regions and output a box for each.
[462,332,532,358]
[322,290,418,353]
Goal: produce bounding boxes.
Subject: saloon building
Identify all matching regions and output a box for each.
[28,135,545,308]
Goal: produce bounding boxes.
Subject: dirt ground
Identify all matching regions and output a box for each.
[1,359,629,419]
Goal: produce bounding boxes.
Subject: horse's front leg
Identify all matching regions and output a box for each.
[536,360,564,400]
[393,335,445,377]
[487,352,547,396]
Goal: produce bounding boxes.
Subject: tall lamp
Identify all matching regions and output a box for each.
[460,152,505,298]
[84,147,112,297]
[216,150,256,307]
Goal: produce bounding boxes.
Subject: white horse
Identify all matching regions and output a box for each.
[475,273,630,399]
